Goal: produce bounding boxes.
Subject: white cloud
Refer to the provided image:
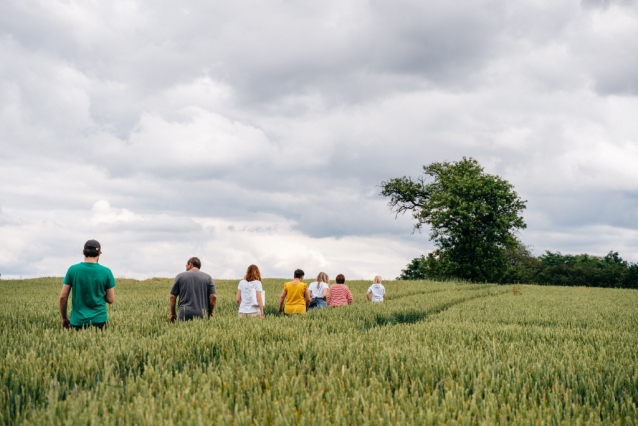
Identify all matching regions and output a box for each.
[91,200,137,224]
[94,107,277,178]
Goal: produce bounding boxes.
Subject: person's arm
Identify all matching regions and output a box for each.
[347,287,353,305]
[170,277,180,322]
[278,289,287,314]
[305,289,311,309]
[366,290,372,302]
[105,288,115,304]
[59,284,71,329]
[208,294,217,317]
[256,291,264,319]
[169,295,177,322]
[322,286,329,299]
[207,278,217,317]
[236,289,242,307]
[106,271,116,304]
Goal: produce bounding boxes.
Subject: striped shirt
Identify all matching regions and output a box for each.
[327,284,353,307]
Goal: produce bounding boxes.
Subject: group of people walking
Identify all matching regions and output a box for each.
[273,268,385,316]
[175,261,386,320]
[59,239,386,328]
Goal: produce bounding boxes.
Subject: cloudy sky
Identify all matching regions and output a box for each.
[1,0,637,279]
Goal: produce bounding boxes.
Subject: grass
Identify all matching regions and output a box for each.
[1,277,637,425]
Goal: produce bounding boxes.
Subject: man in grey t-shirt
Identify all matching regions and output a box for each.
[169,257,217,322]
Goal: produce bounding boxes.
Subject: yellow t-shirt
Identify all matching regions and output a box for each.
[283,281,308,314]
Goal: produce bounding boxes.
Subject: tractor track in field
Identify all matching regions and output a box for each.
[385,284,500,302]
[365,287,508,328]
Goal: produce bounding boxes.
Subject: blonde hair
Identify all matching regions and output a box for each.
[244,264,262,282]
[316,272,329,289]
[373,275,382,284]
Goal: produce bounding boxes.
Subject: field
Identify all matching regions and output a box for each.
[1,278,637,425]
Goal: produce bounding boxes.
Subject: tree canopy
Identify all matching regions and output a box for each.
[381,157,527,282]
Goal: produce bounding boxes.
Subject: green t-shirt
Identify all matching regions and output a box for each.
[62,262,116,326]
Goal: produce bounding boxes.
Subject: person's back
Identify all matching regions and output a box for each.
[367,276,386,303]
[278,269,310,315]
[237,264,265,318]
[170,257,216,321]
[238,280,263,312]
[308,272,330,310]
[283,281,308,313]
[59,239,116,330]
[328,274,352,307]
[367,283,385,302]
[65,263,116,325]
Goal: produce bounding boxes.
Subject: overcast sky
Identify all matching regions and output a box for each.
[1,0,638,279]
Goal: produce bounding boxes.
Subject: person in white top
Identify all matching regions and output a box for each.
[236,264,265,318]
[308,272,330,310]
[367,276,386,303]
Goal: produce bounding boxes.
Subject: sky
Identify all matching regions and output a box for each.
[1,0,638,280]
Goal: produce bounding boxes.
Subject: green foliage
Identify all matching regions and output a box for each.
[398,255,428,280]
[534,251,638,289]
[398,252,448,281]
[499,240,541,284]
[382,157,526,283]
[401,247,638,288]
[1,278,638,424]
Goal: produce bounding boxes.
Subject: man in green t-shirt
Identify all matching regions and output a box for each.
[59,240,116,330]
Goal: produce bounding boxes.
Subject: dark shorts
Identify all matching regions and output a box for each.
[71,322,107,331]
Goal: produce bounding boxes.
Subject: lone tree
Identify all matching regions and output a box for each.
[380,157,527,282]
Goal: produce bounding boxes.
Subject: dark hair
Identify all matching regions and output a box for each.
[294,269,305,279]
[335,274,345,284]
[188,257,201,269]
[83,248,100,258]
[245,264,262,282]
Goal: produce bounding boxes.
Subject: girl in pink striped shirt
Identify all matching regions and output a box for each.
[327,274,353,307]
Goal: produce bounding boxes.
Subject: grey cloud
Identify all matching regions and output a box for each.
[589,50,638,96]
[581,0,634,10]
[582,0,610,8]
[1,0,509,115]
[0,208,14,227]
[89,218,203,236]
[290,195,417,238]
[527,190,638,230]
[365,1,504,78]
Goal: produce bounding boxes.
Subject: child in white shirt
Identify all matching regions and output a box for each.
[367,276,386,303]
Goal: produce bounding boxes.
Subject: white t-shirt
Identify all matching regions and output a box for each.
[367,284,385,302]
[308,281,329,299]
[238,280,264,314]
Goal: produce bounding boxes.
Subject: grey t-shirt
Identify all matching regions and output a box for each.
[170,269,216,320]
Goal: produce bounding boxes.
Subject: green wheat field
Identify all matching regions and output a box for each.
[1,278,637,425]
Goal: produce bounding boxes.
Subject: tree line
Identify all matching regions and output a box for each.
[380,157,638,289]
[399,246,638,288]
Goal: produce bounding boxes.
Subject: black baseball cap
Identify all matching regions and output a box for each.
[84,240,101,251]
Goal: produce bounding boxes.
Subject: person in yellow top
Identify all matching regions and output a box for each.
[278,269,311,314]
